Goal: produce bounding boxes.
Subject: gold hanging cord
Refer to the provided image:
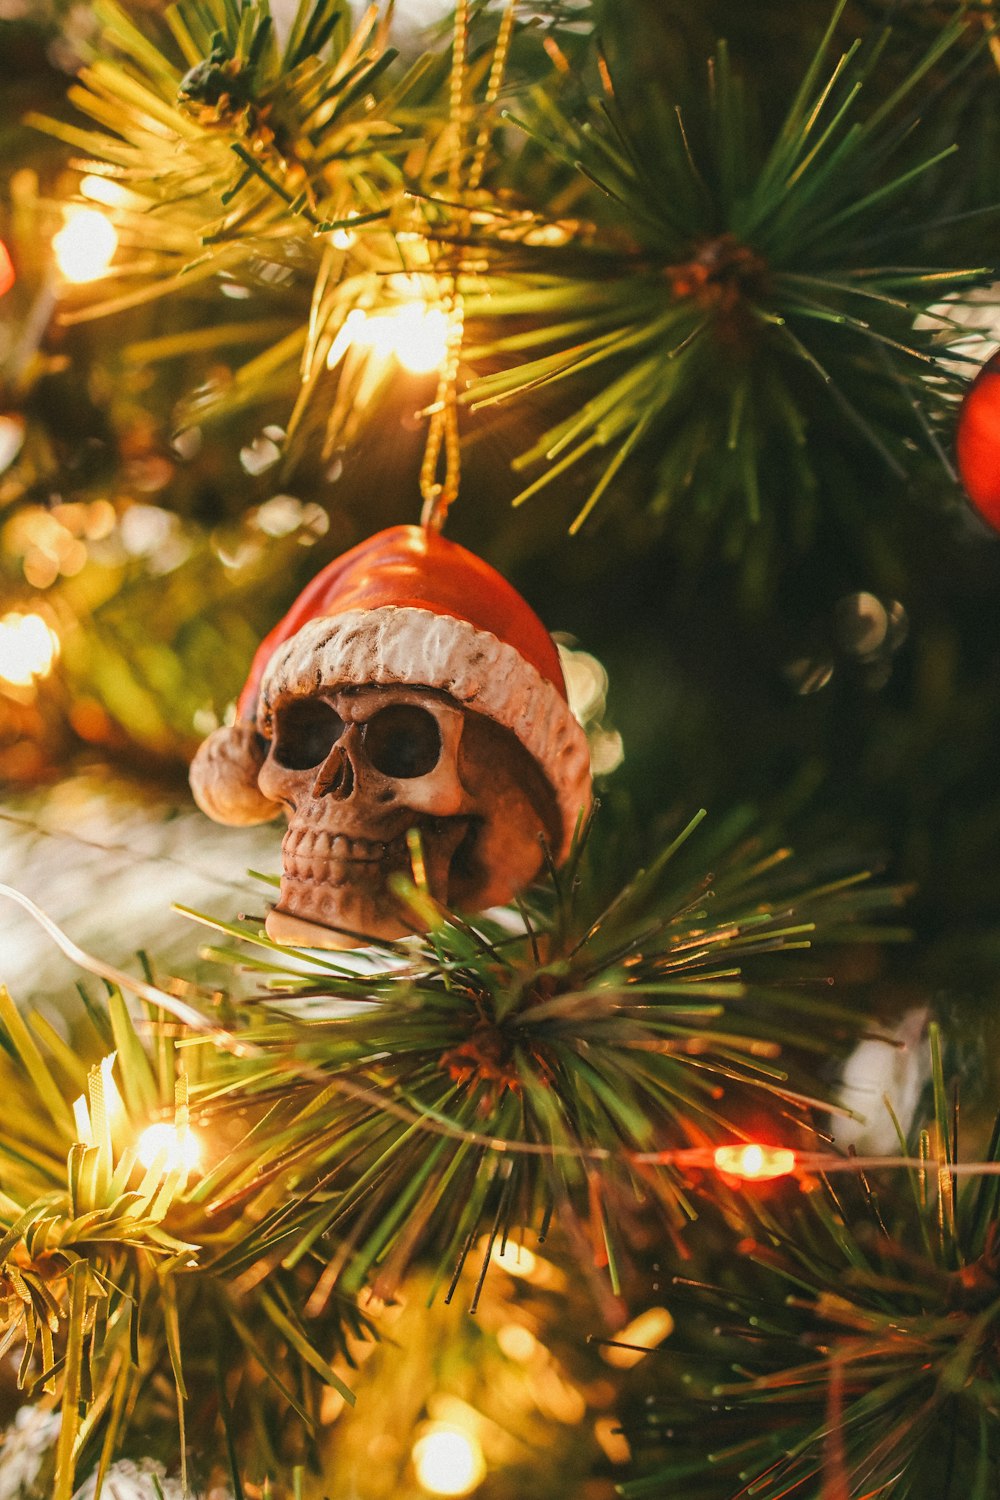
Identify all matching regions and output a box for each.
[419,0,516,532]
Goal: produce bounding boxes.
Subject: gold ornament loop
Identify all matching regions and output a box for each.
[419,0,516,534]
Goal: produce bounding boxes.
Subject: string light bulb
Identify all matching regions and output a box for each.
[386,300,450,374]
[326,290,451,376]
[713,1143,797,1182]
[0,612,59,687]
[52,206,118,283]
[137,1121,202,1176]
[412,1424,486,1497]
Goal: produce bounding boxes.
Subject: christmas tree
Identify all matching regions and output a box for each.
[1,1,999,1496]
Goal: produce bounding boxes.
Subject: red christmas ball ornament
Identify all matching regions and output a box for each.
[0,239,14,299]
[956,350,1000,531]
[190,525,592,947]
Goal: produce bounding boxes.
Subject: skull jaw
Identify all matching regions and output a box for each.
[267,818,471,949]
[265,871,418,948]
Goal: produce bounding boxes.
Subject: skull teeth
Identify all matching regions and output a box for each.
[283,827,392,863]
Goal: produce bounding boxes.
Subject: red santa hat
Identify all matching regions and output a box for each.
[189,525,592,859]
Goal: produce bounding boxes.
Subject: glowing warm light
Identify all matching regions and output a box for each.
[137,1122,202,1175]
[489,1238,538,1279]
[326,299,451,375]
[602,1306,674,1369]
[326,307,366,368]
[713,1143,797,1182]
[532,1366,587,1424]
[594,1415,631,1465]
[52,207,118,283]
[0,612,59,687]
[496,1323,537,1363]
[387,300,450,373]
[79,174,132,210]
[412,1425,486,1497]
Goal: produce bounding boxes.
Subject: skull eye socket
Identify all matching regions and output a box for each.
[363,704,441,778]
[272,699,344,770]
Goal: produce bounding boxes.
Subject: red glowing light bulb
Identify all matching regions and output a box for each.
[713,1143,797,1182]
[956,351,1000,532]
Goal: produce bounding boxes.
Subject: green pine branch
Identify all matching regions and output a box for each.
[461,3,997,544]
[36,0,422,253]
[27,0,561,462]
[22,0,1000,565]
[621,1025,1000,1500]
[0,982,369,1499]
[175,808,906,1307]
[26,0,455,448]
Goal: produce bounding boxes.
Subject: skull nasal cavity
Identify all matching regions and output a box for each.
[273,698,344,770]
[363,704,441,778]
[314,745,354,799]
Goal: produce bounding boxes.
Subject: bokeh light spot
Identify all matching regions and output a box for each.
[412,1425,486,1497]
[0,613,59,687]
[53,207,118,283]
[137,1122,202,1176]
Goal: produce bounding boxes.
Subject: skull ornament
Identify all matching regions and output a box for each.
[258,684,561,944]
[190,526,592,947]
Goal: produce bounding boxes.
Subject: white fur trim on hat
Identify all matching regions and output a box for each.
[258,606,592,859]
